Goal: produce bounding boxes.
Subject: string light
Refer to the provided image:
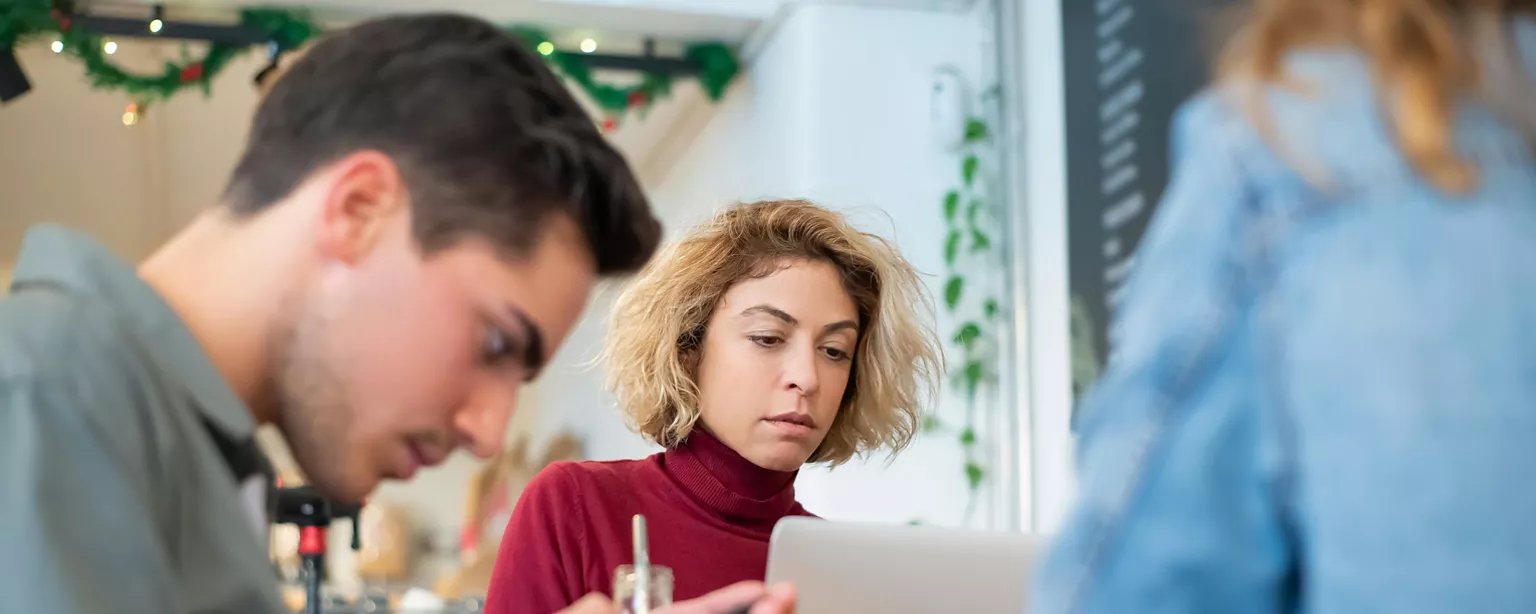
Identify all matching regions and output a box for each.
[149,4,165,34]
[103,41,117,55]
[149,19,163,33]
[122,103,140,126]
[50,40,63,53]
[580,38,597,53]
[537,41,555,56]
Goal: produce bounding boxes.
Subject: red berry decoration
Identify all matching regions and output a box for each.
[601,118,618,133]
[627,90,648,108]
[180,63,204,83]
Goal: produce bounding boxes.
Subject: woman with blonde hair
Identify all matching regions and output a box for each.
[1033,1,1536,613]
[485,199,942,612]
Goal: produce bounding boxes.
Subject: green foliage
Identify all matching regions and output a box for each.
[1,4,318,109]
[971,230,991,252]
[0,4,739,123]
[507,26,739,125]
[965,462,985,490]
[938,113,1003,526]
[964,119,989,142]
[944,276,964,310]
[944,230,962,267]
[953,322,982,350]
[944,191,961,221]
[922,414,943,433]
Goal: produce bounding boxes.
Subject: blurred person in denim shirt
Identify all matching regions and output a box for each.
[1032,1,1536,613]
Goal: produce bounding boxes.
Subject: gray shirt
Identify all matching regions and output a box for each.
[0,225,288,613]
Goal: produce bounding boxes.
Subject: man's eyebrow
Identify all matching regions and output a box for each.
[740,304,797,325]
[507,306,546,381]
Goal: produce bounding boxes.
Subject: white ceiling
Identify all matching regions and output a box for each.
[85,0,977,181]
[103,0,979,43]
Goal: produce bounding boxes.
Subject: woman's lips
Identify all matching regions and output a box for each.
[763,412,816,437]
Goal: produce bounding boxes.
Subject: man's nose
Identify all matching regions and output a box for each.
[454,380,519,459]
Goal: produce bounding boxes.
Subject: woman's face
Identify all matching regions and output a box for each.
[694,258,860,471]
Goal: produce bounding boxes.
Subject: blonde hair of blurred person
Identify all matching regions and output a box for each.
[486,199,943,613]
[1220,0,1536,192]
[1030,2,1536,614]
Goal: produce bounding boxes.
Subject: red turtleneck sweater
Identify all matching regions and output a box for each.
[484,430,814,613]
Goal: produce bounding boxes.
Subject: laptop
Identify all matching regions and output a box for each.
[765,517,1044,614]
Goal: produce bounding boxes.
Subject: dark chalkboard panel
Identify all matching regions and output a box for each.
[1062,0,1234,401]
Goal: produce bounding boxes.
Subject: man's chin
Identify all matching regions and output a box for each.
[304,471,378,504]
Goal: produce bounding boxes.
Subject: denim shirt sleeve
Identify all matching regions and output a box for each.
[1030,94,1297,614]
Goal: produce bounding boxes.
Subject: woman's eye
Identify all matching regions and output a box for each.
[822,347,851,362]
[483,326,515,363]
[748,335,783,348]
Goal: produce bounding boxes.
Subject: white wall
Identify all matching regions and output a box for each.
[0,41,274,268]
[551,2,1013,529]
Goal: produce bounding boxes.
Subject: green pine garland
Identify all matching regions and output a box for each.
[0,3,739,127]
[506,26,739,128]
[0,2,317,109]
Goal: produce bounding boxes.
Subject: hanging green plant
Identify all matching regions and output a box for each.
[926,109,1004,526]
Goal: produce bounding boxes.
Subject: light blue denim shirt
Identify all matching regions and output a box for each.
[1031,29,1536,614]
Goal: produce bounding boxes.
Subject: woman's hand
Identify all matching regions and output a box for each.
[556,581,795,614]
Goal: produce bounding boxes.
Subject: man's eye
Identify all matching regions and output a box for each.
[483,326,515,363]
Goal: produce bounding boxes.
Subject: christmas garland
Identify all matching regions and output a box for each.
[0,2,740,128]
[507,26,739,130]
[0,2,317,109]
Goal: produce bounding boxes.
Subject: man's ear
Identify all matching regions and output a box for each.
[314,150,408,266]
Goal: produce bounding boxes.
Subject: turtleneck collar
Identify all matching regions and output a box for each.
[661,428,799,521]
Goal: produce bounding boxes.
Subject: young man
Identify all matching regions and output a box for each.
[0,13,791,614]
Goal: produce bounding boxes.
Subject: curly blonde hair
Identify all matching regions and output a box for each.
[599,200,944,466]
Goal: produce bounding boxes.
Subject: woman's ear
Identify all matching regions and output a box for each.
[682,347,701,375]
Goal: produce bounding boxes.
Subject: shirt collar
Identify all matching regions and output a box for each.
[10,224,256,441]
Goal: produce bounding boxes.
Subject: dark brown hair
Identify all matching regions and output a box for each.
[223,13,660,273]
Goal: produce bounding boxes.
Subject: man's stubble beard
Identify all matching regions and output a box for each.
[273,299,366,501]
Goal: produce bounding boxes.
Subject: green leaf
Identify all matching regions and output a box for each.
[963,360,985,400]
[966,199,982,229]
[971,230,991,252]
[959,427,977,446]
[922,414,943,433]
[944,276,964,311]
[965,360,986,382]
[943,191,961,222]
[965,462,985,490]
[964,119,989,143]
[908,518,925,526]
[944,230,961,267]
[983,299,999,319]
[952,322,982,349]
[962,155,979,186]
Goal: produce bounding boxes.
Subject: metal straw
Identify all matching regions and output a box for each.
[632,514,652,614]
